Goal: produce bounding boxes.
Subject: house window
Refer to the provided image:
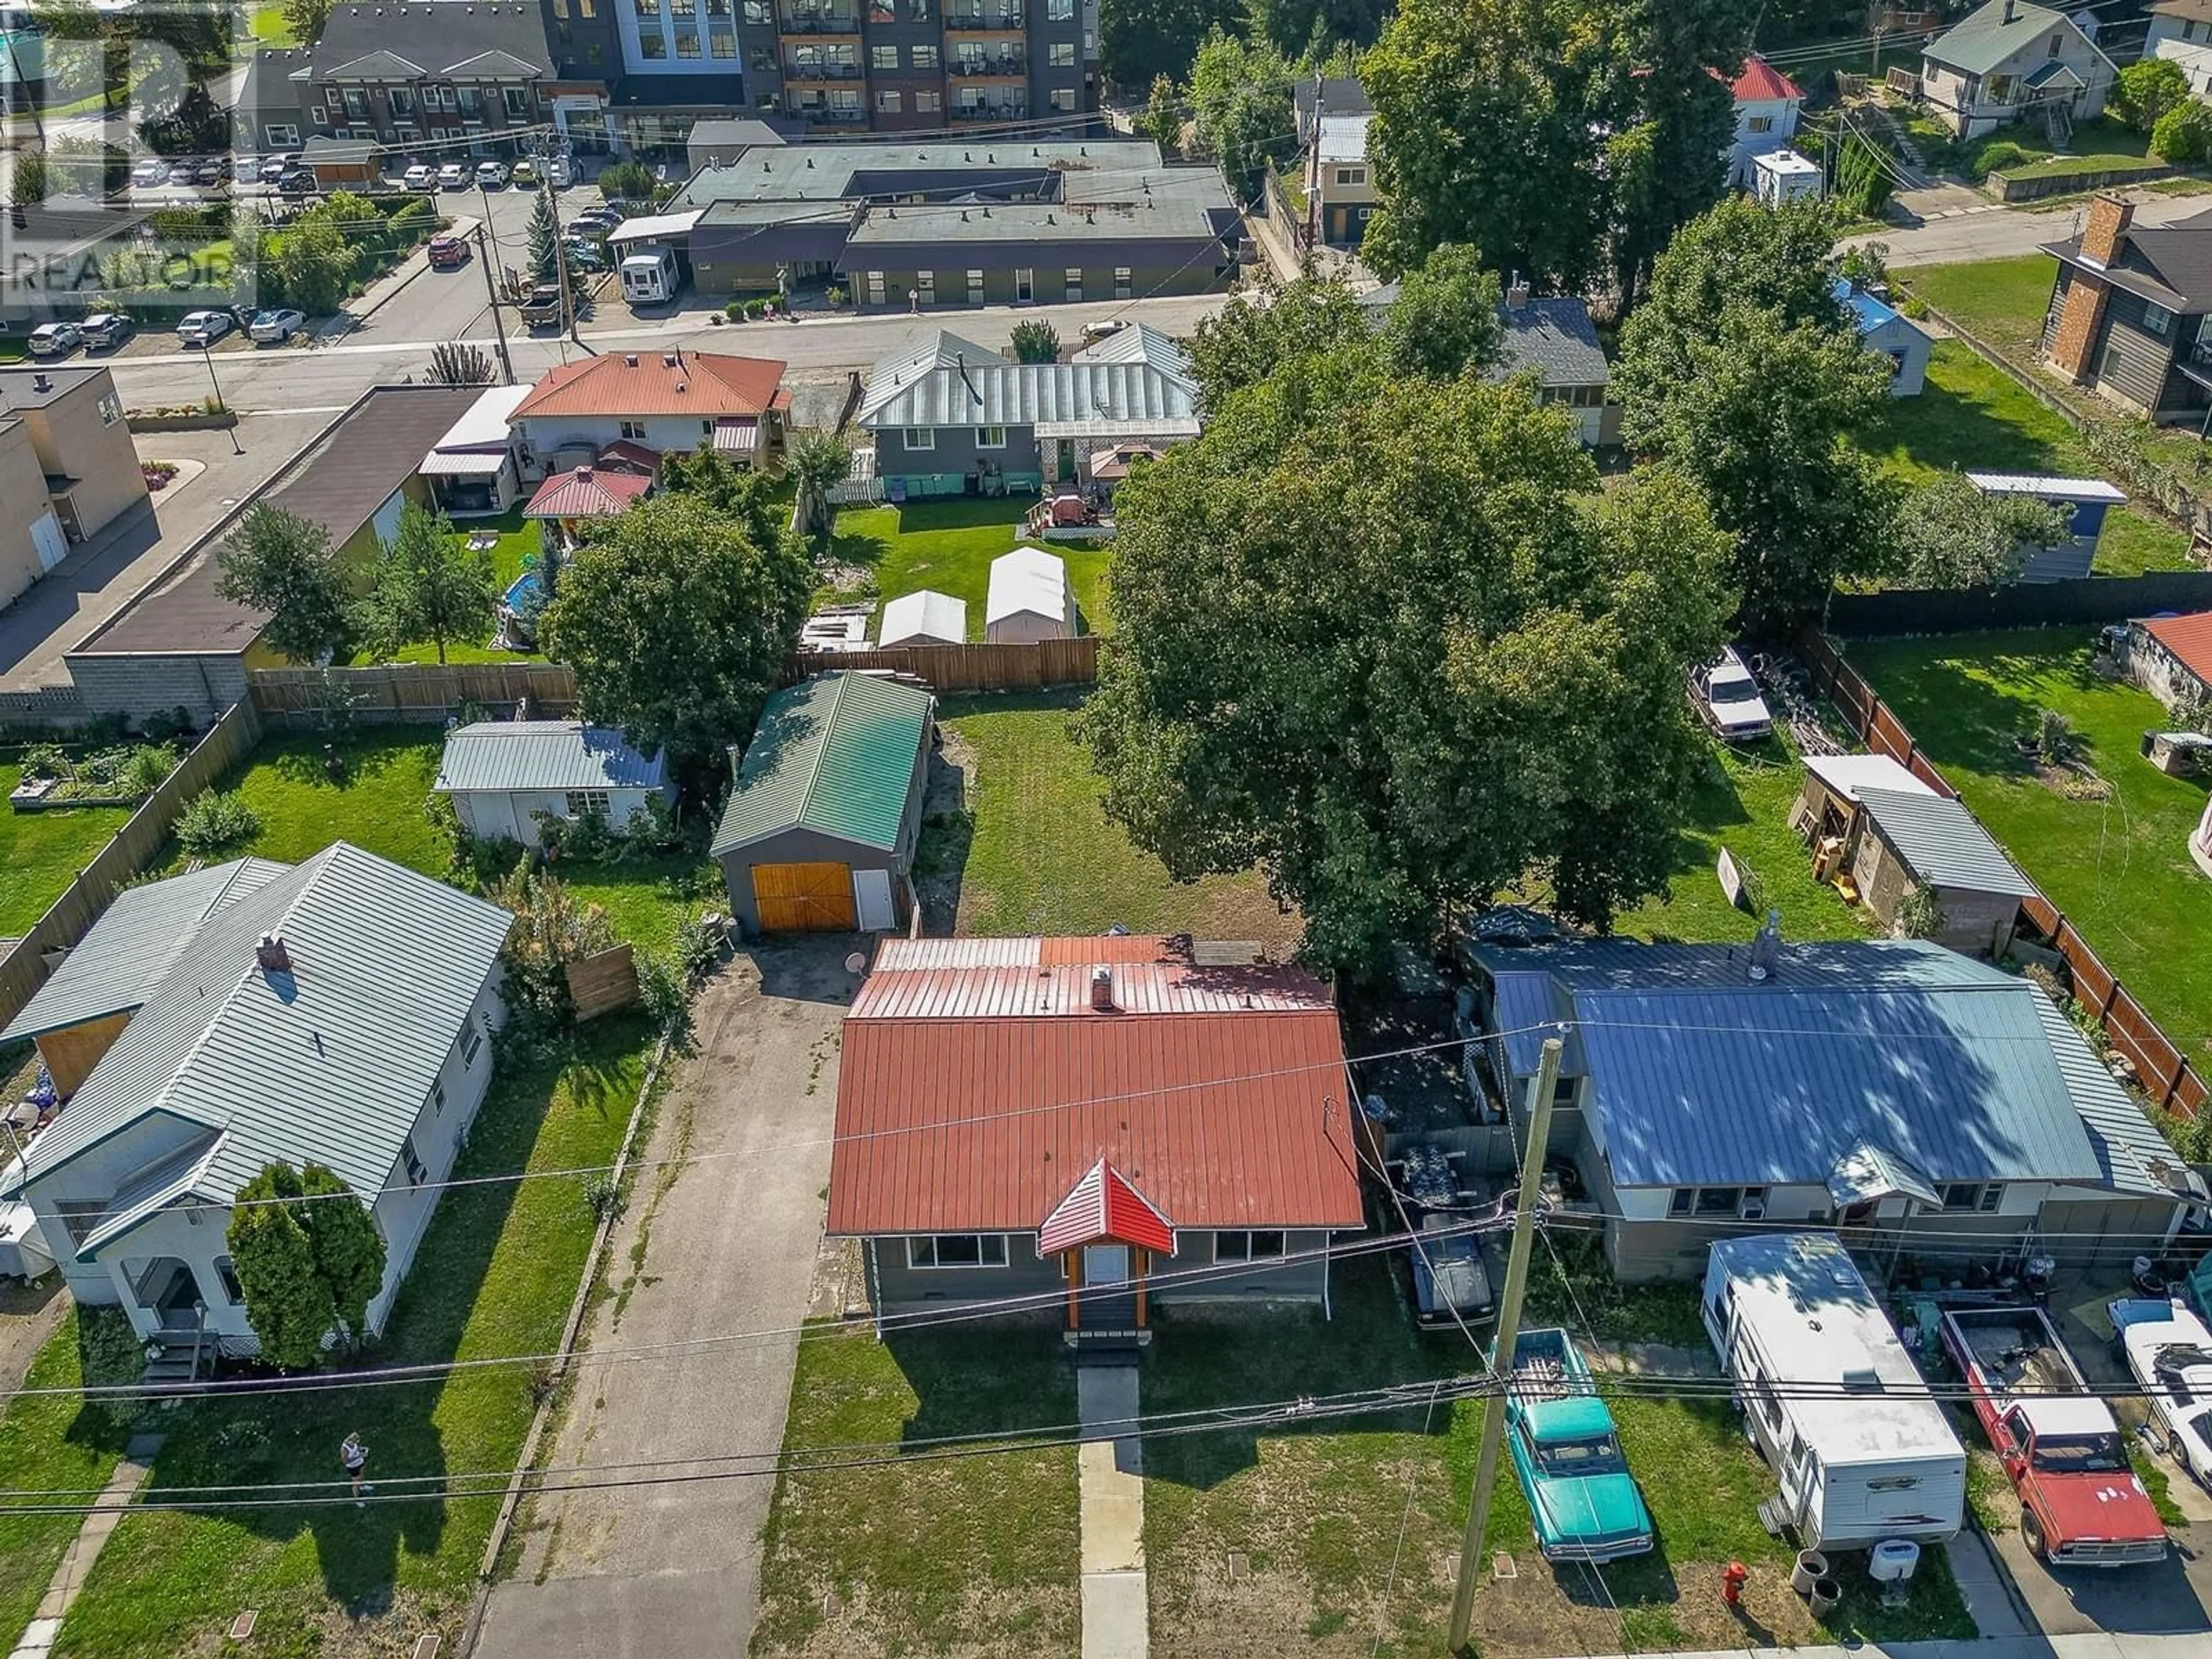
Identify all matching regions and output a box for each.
[873,44,898,69]
[431,1081,445,1116]
[344,87,368,120]
[461,1022,483,1067]
[619,419,647,440]
[1334,165,1365,187]
[912,44,938,69]
[676,31,701,55]
[916,90,941,111]
[457,86,484,115]
[2143,300,2173,336]
[266,123,300,146]
[1214,1230,1286,1262]
[402,1135,428,1185]
[903,426,935,449]
[1113,266,1130,299]
[1747,113,1772,134]
[975,425,1006,448]
[1673,1185,1764,1217]
[907,1234,1008,1268]
[97,392,122,426]
[1047,0,1072,16]
[877,89,902,111]
[566,787,612,817]
[1942,1182,2003,1213]
[2048,32,2061,55]
[1050,41,1074,66]
[215,1257,245,1303]
[868,270,886,306]
[2189,19,2202,40]
[967,268,984,302]
[389,88,414,114]
[1050,86,1076,110]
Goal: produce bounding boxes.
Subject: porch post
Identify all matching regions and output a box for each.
[1134,1248,1149,1328]
[1065,1250,1081,1331]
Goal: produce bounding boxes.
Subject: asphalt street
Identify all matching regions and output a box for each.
[1851,182,2212,267]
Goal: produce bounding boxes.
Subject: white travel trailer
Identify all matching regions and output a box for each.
[1702,1233,1965,1550]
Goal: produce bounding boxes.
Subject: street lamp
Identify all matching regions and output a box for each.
[201,342,241,454]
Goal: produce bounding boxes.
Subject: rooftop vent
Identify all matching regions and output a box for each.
[1748,909,1782,982]
[1090,965,1115,1012]
[256,932,291,974]
[676,381,688,393]
[30,373,49,393]
[663,351,679,367]
[624,353,639,367]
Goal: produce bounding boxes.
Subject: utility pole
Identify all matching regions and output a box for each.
[472,219,516,385]
[1446,1034,1563,1656]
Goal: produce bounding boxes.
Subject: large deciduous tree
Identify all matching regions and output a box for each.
[1247,0,1391,58]
[296,1163,387,1347]
[1188,29,1296,205]
[539,493,812,794]
[1077,350,1734,978]
[215,503,359,665]
[1378,243,1503,380]
[1889,471,2073,589]
[1613,198,1892,632]
[361,499,498,665]
[1097,0,1240,93]
[1184,269,1374,411]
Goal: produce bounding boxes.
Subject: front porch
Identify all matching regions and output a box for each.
[1041,1160,1176,1353]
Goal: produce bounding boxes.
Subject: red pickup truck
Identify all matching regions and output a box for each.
[1941,1306,2166,1567]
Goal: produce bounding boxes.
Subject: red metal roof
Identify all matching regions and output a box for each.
[510,349,787,421]
[1037,1159,1176,1255]
[828,936,1363,1237]
[1715,54,1803,103]
[2143,611,2212,684]
[522,466,653,520]
[595,438,660,474]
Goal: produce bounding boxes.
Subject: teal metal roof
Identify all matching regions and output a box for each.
[711,673,934,858]
[1924,0,2092,76]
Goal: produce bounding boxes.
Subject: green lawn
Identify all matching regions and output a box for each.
[348,507,546,668]
[752,1321,1081,1656]
[0,1313,134,1641]
[1899,257,2056,361]
[925,692,1298,949]
[1859,341,2196,574]
[1847,630,2212,1069]
[0,763,132,935]
[824,499,1113,638]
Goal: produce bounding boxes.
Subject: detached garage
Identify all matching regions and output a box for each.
[712,672,935,935]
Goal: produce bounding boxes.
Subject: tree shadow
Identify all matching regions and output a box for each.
[912,747,972,936]
[895,498,1032,537]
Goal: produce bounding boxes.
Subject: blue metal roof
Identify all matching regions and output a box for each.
[1474,940,2111,1192]
[1834,276,1905,335]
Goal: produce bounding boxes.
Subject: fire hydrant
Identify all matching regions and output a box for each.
[1722,1561,1750,1608]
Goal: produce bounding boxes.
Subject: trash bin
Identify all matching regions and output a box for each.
[1791,1550,1829,1595]
[1809,1577,1842,1618]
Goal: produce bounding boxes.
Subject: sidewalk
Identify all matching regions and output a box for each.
[1588,1637,2211,1659]
[1075,1362,1147,1659]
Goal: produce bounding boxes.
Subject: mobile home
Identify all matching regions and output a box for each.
[1702,1233,1965,1550]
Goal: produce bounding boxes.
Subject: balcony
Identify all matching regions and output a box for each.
[793,103,868,123]
[945,4,1024,29]
[779,9,860,31]
[950,52,1025,76]
[784,57,863,78]
[950,100,1027,122]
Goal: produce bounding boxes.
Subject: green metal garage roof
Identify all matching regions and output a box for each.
[711,672,934,857]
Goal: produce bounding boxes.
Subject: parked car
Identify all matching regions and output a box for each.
[1501,1328,1656,1563]
[562,238,606,271]
[571,205,622,231]
[259,153,292,183]
[128,158,169,188]
[426,234,468,270]
[80,312,132,350]
[403,163,437,191]
[176,308,234,347]
[278,168,317,195]
[192,158,226,186]
[438,161,469,189]
[2111,1298,2212,1491]
[1691,647,1773,742]
[474,160,509,188]
[1082,318,1129,342]
[547,154,574,188]
[510,157,537,187]
[26,321,81,358]
[233,156,264,185]
[248,307,306,344]
[518,281,566,328]
[1409,1209,1494,1328]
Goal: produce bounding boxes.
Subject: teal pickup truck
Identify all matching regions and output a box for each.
[1500,1327,1655,1563]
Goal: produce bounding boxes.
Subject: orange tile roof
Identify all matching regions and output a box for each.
[2144,611,2212,684]
[510,349,788,420]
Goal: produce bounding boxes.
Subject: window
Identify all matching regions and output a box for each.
[902,426,935,449]
[457,86,483,115]
[1047,0,1072,16]
[640,29,666,51]
[1334,165,1365,187]
[567,787,612,817]
[2189,19,2202,40]
[96,391,122,426]
[266,123,299,146]
[1113,265,1130,299]
[1941,1182,2003,1213]
[743,0,770,16]
[711,29,737,55]
[873,44,898,69]
[344,87,368,120]
[830,88,861,110]
[1065,266,1082,302]
[676,30,701,54]
[215,1257,245,1303]
[868,270,886,306]
[2048,32,2062,55]
[2143,300,2174,336]
[749,45,774,69]
[1213,1230,1286,1262]
[461,1021,483,1067]
[917,269,934,302]
[967,267,983,301]
[389,87,414,114]
[431,1081,445,1116]
[1672,1185,1762,1216]
[916,90,940,111]
[1746,113,1772,134]
[907,1234,1007,1268]
[673,0,695,14]
[403,1135,428,1185]
[1050,86,1075,110]
[619,419,647,440]
[975,425,1005,447]
[877,89,902,110]
[912,44,938,69]
[1050,41,1074,66]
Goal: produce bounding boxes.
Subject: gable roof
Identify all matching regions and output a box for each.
[1294,75,1371,138]
[522,465,653,520]
[1,859,289,1043]
[306,1,554,82]
[1037,1158,1176,1254]
[435,721,667,795]
[1493,297,1609,388]
[1853,785,2039,897]
[710,672,934,857]
[1832,276,1931,342]
[2142,609,2212,683]
[987,546,1069,627]
[858,328,1200,437]
[1471,939,2141,1193]
[1925,0,2103,75]
[827,935,1365,1236]
[512,350,787,422]
[1721,54,1804,103]
[1317,113,1370,164]
[2047,206,2212,313]
[10,843,513,1229]
[878,588,967,646]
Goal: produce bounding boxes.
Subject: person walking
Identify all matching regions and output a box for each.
[340,1431,371,1506]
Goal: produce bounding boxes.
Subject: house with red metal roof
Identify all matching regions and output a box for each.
[507,349,789,483]
[1717,55,1805,186]
[2122,609,2212,710]
[829,934,1366,1347]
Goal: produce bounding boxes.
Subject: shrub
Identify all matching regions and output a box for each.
[2032,707,2077,766]
[77,1308,153,1437]
[598,158,656,202]
[582,1172,627,1225]
[743,297,768,318]
[1895,884,1945,941]
[563,805,616,862]
[724,299,748,320]
[17,743,66,781]
[119,743,179,798]
[827,285,848,307]
[2154,101,2212,167]
[2115,58,2191,135]
[173,787,262,855]
[1969,140,2031,180]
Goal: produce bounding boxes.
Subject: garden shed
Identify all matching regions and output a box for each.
[711,672,935,935]
[434,721,670,848]
[986,546,1075,644]
[1791,753,2037,956]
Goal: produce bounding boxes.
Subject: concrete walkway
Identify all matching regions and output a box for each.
[1076,1362,1147,1659]
[1945,1529,2033,1641]
[6,1433,162,1659]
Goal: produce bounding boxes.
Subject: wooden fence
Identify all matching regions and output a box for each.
[1798,628,2208,1119]
[789,636,1099,692]
[0,698,264,1037]
[566,945,639,1021]
[250,663,581,724]
[1826,571,2212,637]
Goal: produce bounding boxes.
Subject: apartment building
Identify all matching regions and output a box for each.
[0,365,146,608]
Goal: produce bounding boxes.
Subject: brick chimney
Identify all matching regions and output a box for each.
[1090,965,1115,1012]
[1505,271,1530,310]
[256,932,291,974]
[2081,192,2133,267]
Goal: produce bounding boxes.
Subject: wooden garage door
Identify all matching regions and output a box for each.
[752,862,857,931]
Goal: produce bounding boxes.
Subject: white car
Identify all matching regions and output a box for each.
[233,156,263,185]
[26,322,81,358]
[474,160,509,188]
[1081,318,1129,342]
[438,161,469,189]
[1691,647,1774,742]
[248,307,305,344]
[129,158,170,188]
[2119,1302,2212,1489]
[403,163,437,190]
[176,308,234,347]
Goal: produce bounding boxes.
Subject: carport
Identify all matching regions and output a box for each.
[710,671,935,935]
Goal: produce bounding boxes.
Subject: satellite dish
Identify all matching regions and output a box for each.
[844,952,867,976]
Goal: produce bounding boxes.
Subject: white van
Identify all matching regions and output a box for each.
[547,154,574,188]
[619,246,680,305]
[1702,1233,1965,1550]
